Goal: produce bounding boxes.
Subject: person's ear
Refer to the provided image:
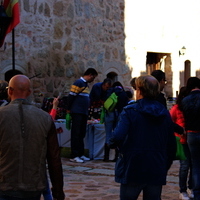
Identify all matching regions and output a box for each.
[7,87,13,96]
[27,89,31,96]
[136,88,141,100]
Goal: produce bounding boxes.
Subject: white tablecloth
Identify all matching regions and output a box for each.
[55,122,71,147]
[55,122,114,160]
[87,123,106,160]
[55,122,89,148]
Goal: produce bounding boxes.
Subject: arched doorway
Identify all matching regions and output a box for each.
[107,72,118,84]
[184,60,191,85]
[5,70,23,82]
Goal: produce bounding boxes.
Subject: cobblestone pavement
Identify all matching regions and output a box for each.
[54,159,183,200]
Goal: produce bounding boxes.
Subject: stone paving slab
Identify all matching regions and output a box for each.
[68,166,93,172]
[44,159,184,200]
[84,168,115,176]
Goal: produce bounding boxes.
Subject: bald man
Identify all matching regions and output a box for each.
[108,75,176,200]
[0,75,65,200]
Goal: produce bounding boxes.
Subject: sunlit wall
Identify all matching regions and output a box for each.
[125,0,200,97]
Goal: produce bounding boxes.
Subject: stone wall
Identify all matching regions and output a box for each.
[0,0,131,103]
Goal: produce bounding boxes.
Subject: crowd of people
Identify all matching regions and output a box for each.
[0,68,200,200]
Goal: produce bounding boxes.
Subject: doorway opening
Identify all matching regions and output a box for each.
[146,52,173,98]
[146,52,170,74]
[107,72,118,84]
[184,60,191,85]
[5,70,23,82]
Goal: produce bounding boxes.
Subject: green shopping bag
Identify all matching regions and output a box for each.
[104,92,118,112]
[175,136,186,160]
[100,107,105,124]
[66,113,71,130]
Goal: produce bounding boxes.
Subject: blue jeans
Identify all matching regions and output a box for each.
[120,183,162,200]
[104,111,119,143]
[42,177,52,200]
[179,143,193,193]
[0,196,40,200]
[187,132,200,200]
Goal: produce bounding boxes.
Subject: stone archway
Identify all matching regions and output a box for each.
[5,70,23,82]
[107,72,118,84]
[0,60,26,80]
[104,62,126,86]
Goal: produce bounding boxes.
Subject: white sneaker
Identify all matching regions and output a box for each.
[70,157,84,163]
[179,192,190,200]
[80,155,90,161]
[188,190,194,198]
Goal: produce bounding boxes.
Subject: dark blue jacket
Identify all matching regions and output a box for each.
[182,90,200,131]
[89,82,108,104]
[109,98,176,185]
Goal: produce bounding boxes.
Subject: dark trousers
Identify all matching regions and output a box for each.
[120,183,162,200]
[179,144,193,193]
[70,113,87,158]
[187,132,200,200]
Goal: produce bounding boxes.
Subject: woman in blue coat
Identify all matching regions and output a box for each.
[109,75,176,200]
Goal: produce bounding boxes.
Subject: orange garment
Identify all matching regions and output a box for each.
[170,104,187,144]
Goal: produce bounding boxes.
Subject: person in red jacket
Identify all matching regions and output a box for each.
[49,96,59,121]
[170,86,193,200]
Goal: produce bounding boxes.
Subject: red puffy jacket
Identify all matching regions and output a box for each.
[170,104,187,144]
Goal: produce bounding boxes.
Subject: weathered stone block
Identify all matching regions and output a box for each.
[54,21,64,39]
[64,54,73,65]
[32,80,42,89]
[53,42,62,50]
[54,79,61,89]
[44,3,50,17]
[23,0,30,12]
[66,67,75,78]
[75,0,83,17]
[64,40,72,51]
[53,1,64,17]
[53,66,65,77]
[67,4,74,19]
[46,80,54,93]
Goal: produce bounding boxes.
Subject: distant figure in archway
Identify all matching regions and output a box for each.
[0,80,9,106]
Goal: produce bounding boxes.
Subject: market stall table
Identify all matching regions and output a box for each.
[86,119,115,160]
[87,122,106,160]
[55,119,114,160]
[55,119,89,148]
[55,119,71,147]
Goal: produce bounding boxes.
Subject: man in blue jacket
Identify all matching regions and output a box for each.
[89,78,112,119]
[109,75,176,200]
[67,68,98,163]
[90,78,112,104]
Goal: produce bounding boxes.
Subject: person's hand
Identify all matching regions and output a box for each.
[52,97,59,110]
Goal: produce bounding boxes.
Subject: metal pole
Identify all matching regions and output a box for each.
[12,28,15,76]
